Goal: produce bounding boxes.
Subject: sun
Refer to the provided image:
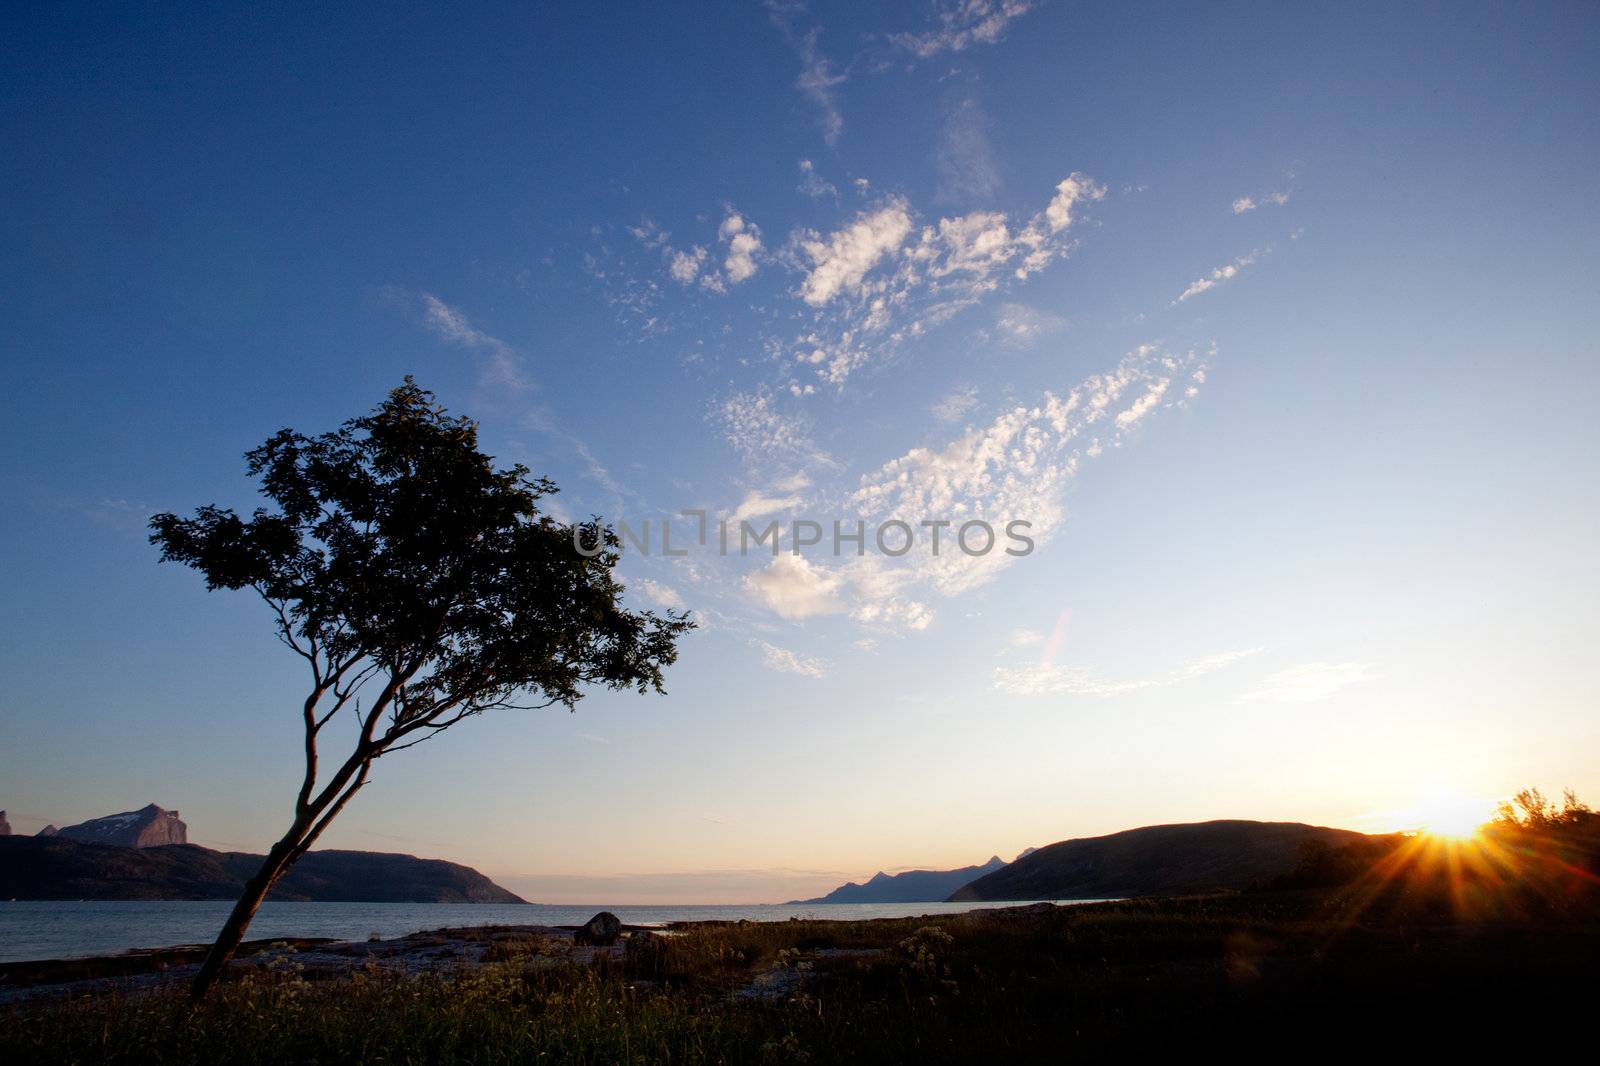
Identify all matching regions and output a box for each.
[1408,788,1491,841]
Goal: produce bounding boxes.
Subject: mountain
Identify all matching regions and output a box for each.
[949,820,1369,901]
[0,836,526,903]
[52,803,187,848]
[791,856,1010,904]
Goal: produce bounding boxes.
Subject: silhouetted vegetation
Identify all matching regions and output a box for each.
[5,892,1595,1061]
[149,380,692,998]
[1272,787,1600,921]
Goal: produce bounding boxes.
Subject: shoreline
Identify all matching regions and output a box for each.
[0,902,1062,1005]
[0,896,1088,968]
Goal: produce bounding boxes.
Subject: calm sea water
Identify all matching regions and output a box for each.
[0,899,1099,964]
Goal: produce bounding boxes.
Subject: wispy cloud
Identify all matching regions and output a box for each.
[795,31,845,145]
[1240,662,1375,703]
[782,173,1105,387]
[936,97,1001,202]
[992,302,1066,347]
[82,497,156,537]
[1008,626,1044,649]
[756,638,830,677]
[767,3,846,146]
[1174,251,1263,303]
[393,288,646,509]
[893,1,1035,58]
[635,578,685,611]
[995,648,1262,695]
[729,485,808,524]
[931,384,980,423]
[797,158,838,201]
[417,292,529,392]
[1232,190,1290,214]
[725,343,1208,633]
[850,344,1205,609]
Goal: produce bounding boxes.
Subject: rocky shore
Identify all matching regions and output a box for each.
[0,905,1060,1007]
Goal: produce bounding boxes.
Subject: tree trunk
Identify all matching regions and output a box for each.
[188,829,304,1002]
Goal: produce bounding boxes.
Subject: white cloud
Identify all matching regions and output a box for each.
[1041,173,1100,234]
[771,472,812,493]
[669,246,707,284]
[757,639,829,678]
[719,212,763,284]
[636,578,685,611]
[677,211,767,294]
[1240,662,1374,703]
[730,488,807,524]
[1115,378,1170,427]
[744,556,845,619]
[1174,251,1261,303]
[616,171,1105,390]
[893,1,1034,58]
[1233,191,1290,214]
[995,648,1260,695]
[931,385,980,423]
[848,585,935,631]
[796,200,915,306]
[927,210,1015,277]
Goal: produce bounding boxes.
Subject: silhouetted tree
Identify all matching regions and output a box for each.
[151,380,692,1001]
[1494,788,1592,831]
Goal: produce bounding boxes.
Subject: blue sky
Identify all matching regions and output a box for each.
[2,2,1597,902]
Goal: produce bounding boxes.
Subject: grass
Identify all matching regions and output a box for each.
[4,894,1595,1062]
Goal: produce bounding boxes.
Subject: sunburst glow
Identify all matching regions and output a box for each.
[1405,789,1492,840]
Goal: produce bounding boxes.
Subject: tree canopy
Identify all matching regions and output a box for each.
[152,378,691,741]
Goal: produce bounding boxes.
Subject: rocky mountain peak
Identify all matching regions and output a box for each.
[54,804,188,848]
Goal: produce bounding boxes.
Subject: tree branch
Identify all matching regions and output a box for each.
[288,761,371,864]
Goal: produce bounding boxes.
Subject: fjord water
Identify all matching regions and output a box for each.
[0,899,1096,963]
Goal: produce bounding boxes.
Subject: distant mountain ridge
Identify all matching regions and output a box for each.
[51,804,187,848]
[950,820,1368,901]
[790,855,1011,904]
[0,836,526,903]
